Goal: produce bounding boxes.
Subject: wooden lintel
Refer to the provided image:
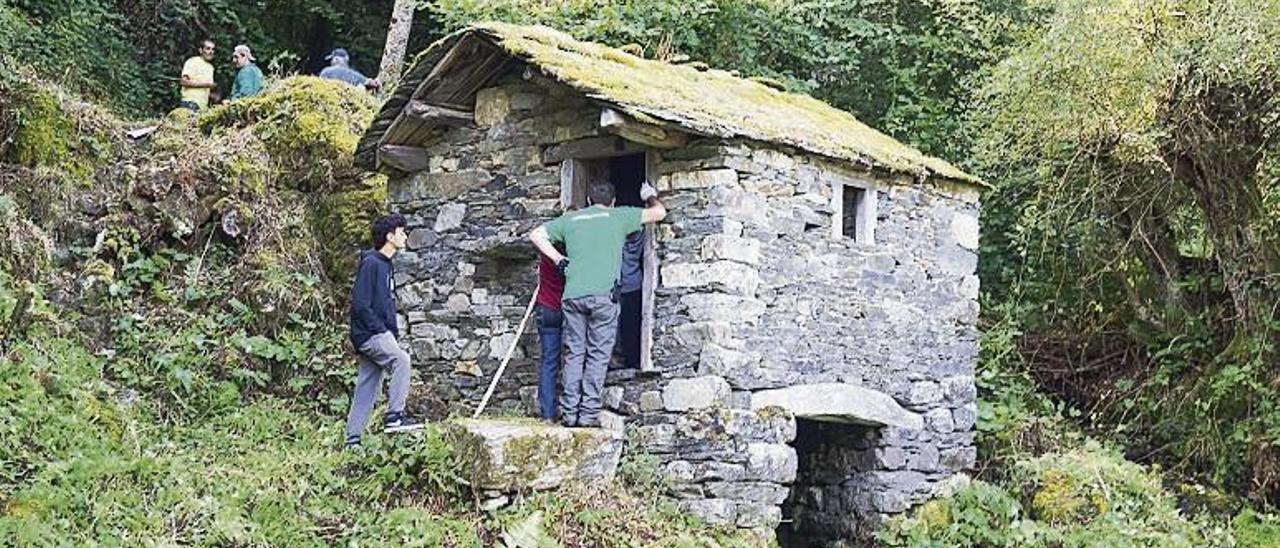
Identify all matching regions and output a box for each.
[378,144,432,173]
[405,100,474,125]
[543,136,644,164]
[599,108,688,149]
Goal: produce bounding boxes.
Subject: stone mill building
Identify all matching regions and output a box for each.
[355,22,983,544]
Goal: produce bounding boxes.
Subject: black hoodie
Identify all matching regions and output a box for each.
[349,250,398,348]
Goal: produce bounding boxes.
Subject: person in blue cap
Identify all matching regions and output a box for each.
[319,48,379,90]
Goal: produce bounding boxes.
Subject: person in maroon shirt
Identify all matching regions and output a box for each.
[535,248,566,420]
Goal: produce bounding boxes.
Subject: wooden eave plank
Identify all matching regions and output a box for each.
[378,144,432,172]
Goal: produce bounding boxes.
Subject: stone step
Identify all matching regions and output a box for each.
[446,418,625,492]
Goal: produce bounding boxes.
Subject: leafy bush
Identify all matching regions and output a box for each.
[878,481,1028,547]
[880,446,1252,547]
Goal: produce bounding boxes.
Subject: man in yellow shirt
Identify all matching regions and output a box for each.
[179,40,217,111]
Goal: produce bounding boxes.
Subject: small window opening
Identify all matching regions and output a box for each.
[833,183,876,244]
[842,186,865,240]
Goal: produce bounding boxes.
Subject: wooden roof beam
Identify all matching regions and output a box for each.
[543,135,646,164]
[405,100,474,125]
[599,108,688,149]
[378,144,432,173]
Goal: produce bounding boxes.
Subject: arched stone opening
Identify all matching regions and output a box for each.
[778,419,880,546]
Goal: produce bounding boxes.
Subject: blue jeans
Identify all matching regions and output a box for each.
[536,304,563,419]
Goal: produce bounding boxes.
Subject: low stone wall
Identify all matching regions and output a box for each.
[387,67,980,539]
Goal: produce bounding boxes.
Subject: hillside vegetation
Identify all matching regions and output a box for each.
[0,68,758,546]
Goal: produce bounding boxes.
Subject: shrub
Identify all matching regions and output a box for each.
[878,481,1028,547]
[197,77,378,191]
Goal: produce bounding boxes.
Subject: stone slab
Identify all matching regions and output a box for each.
[446,419,624,492]
[750,383,924,430]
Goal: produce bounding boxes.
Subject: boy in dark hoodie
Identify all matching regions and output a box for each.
[344,214,422,448]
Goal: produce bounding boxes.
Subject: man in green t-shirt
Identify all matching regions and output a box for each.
[230,44,264,100]
[530,181,667,427]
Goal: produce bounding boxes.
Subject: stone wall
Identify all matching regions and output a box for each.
[386,66,980,541]
[633,140,980,539]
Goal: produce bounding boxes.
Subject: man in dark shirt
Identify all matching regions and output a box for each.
[535,248,566,421]
[319,48,379,90]
[344,214,421,448]
[616,231,645,369]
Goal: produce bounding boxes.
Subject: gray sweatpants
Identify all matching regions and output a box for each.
[344,332,411,438]
[560,293,619,423]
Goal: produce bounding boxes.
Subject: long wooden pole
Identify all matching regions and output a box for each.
[473,285,539,418]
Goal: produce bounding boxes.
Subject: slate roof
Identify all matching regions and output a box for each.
[357,22,980,186]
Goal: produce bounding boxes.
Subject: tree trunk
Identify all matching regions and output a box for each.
[376,0,417,93]
[1160,75,1280,354]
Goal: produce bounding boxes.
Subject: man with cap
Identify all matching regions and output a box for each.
[230,45,264,100]
[179,39,217,111]
[319,48,379,90]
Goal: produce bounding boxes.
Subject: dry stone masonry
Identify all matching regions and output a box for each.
[359,23,982,544]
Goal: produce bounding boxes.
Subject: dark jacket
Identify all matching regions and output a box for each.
[349,250,398,348]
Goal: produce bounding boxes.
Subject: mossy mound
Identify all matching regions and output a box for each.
[125,76,388,288]
[198,77,378,191]
[0,61,121,180]
[1018,442,1172,526]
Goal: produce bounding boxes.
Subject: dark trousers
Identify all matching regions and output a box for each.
[560,294,619,423]
[618,290,642,369]
[535,304,563,420]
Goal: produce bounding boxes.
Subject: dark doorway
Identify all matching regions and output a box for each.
[609,154,646,370]
[559,152,655,371]
[779,419,879,547]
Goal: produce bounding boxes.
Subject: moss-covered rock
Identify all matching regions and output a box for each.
[198,77,378,191]
[446,418,625,493]
[0,65,119,180]
[310,173,387,283]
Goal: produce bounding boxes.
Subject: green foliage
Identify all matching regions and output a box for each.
[0,0,413,115]
[87,232,353,416]
[198,77,378,191]
[880,444,1275,547]
[973,301,1084,481]
[973,0,1280,500]
[878,481,1027,547]
[0,323,474,544]
[0,1,147,114]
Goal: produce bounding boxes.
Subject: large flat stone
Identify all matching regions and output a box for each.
[391,169,492,202]
[750,383,924,430]
[446,419,624,492]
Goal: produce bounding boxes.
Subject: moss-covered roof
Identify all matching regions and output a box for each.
[359,22,980,186]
